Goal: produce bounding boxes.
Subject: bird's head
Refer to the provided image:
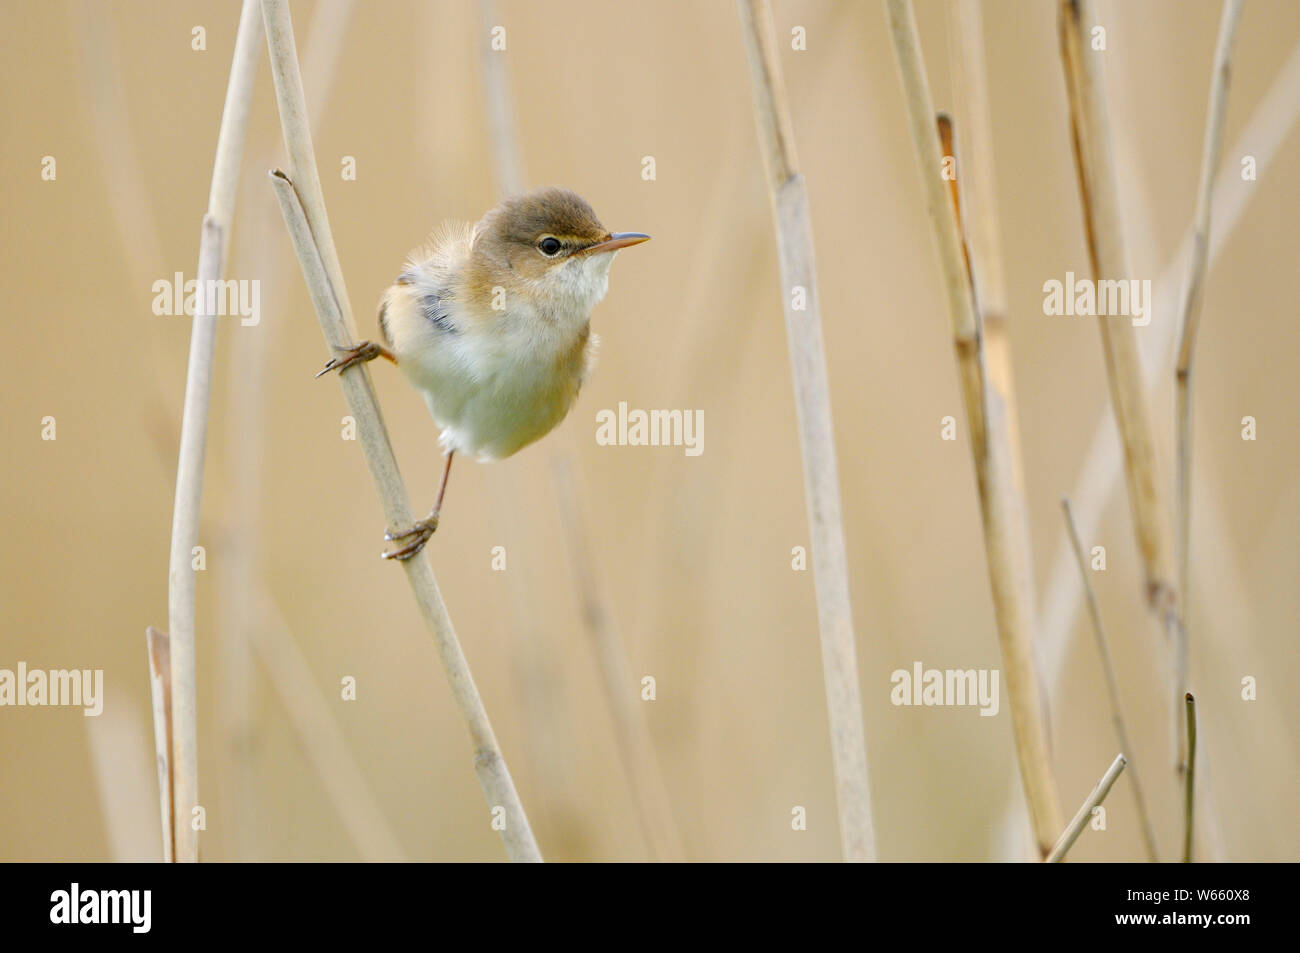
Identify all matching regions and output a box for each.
[469,187,648,320]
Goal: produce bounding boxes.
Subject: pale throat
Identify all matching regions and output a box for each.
[530,251,616,333]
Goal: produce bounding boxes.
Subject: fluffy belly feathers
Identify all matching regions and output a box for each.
[400,318,593,461]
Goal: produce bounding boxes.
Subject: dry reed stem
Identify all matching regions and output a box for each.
[1058,1,1177,601]
[1183,692,1198,862]
[269,167,540,861]
[1059,0,1186,772]
[737,0,875,862]
[885,0,1062,858]
[264,0,540,862]
[1062,499,1158,861]
[1046,753,1127,863]
[145,627,174,863]
[946,0,1031,517]
[165,0,263,863]
[1175,0,1245,638]
[168,214,219,861]
[943,11,1046,831]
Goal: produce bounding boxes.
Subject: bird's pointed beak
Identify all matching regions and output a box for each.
[581,232,650,255]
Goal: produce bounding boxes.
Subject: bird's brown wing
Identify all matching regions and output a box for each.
[380,269,458,347]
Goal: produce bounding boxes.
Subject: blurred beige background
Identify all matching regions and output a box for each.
[1,0,1296,862]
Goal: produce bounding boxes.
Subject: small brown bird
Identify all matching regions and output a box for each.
[320,187,649,559]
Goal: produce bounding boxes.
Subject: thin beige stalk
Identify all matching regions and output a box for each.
[265,0,539,862]
[552,458,686,861]
[946,0,1028,498]
[167,214,216,865]
[1045,753,1127,863]
[145,627,175,863]
[1183,692,1198,862]
[944,13,1045,812]
[1058,0,1177,618]
[1059,0,1187,775]
[1062,499,1158,862]
[737,0,875,862]
[166,0,262,863]
[885,0,1062,858]
[1175,0,1245,638]
[266,163,539,861]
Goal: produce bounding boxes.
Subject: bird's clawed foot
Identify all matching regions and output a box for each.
[316,340,396,378]
[382,512,439,561]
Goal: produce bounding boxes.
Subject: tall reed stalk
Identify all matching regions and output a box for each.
[164,0,262,862]
[1175,0,1244,656]
[1058,0,1178,619]
[1056,1,1192,781]
[261,0,541,862]
[885,0,1062,858]
[945,0,1028,503]
[737,0,876,862]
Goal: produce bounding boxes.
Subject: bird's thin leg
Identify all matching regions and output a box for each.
[315,340,397,378]
[431,449,454,515]
[383,451,454,561]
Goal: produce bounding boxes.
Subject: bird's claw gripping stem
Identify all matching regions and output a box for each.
[382,513,439,561]
[316,340,394,378]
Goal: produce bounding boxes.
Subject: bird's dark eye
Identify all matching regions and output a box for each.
[537,236,563,257]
